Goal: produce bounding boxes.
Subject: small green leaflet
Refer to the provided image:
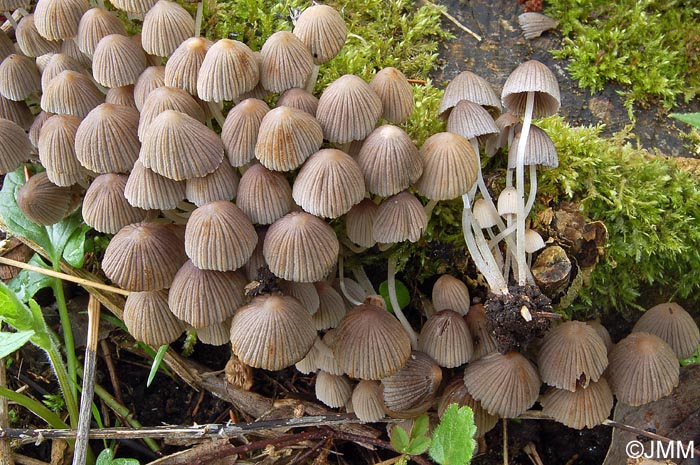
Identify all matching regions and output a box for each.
[429,404,477,465]
[96,448,140,465]
[378,279,410,314]
[8,254,53,302]
[670,112,700,128]
[0,330,34,358]
[0,280,34,331]
[147,344,169,387]
[390,422,410,452]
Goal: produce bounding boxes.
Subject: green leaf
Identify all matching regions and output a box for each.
[411,413,429,439]
[390,424,410,453]
[62,223,90,268]
[378,279,410,314]
[27,300,51,350]
[147,345,169,387]
[429,404,477,465]
[8,254,53,302]
[45,211,84,265]
[96,448,140,465]
[0,330,34,358]
[405,436,431,456]
[0,281,34,331]
[670,112,700,128]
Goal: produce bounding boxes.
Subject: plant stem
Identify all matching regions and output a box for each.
[0,386,68,429]
[305,64,320,93]
[0,358,13,465]
[524,164,538,217]
[51,278,78,411]
[352,266,376,295]
[46,344,80,430]
[387,255,418,349]
[514,91,535,286]
[337,255,362,306]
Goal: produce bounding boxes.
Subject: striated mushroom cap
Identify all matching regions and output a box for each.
[230,294,316,370]
[41,70,104,117]
[124,290,186,346]
[0,95,33,130]
[372,191,427,244]
[221,98,269,167]
[540,377,613,429]
[197,317,234,346]
[82,173,148,233]
[292,4,347,65]
[508,125,558,169]
[138,85,204,139]
[185,159,239,207]
[316,371,353,408]
[110,0,157,14]
[632,302,700,359]
[432,274,470,316]
[92,33,147,88]
[369,67,414,124]
[279,280,320,315]
[141,0,195,58]
[259,31,313,93]
[352,380,385,422]
[447,99,499,143]
[439,70,501,118]
[197,39,259,103]
[236,162,293,225]
[40,53,85,92]
[438,376,498,437]
[255,106,323,172]
[16,171,81,225]
[0,117,31,174]
[501,60,560,118]
[381,351,442,418]
[465,303,499,359]
[0,54,41,101]
[311,281,346,330]
[37,114,87,186]
[165,37,211,95]
[77,8,126,57]
[277,88,318,115]
[106,85,136,108]
[414,132,479,201]
[419,309,473,368]
[34,0,89,41]
[133,66,166,112]
[16,15,62,58]
[345,198,378,249]
[124,159,185,210]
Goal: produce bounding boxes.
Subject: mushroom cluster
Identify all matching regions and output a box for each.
[1,0,698,441]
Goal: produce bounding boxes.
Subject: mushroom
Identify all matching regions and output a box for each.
[351,380,384,422]
[311,281,345,331]
[418,309,473,368]
[344,198,378,250]
[165,37,211,96]
[438,376,498,436]
[124,159,185,210]
[315,371,352,408]
[236,162,293,225]
[92,33,147,88]
[439,70,501,119]
[381,351,442,418]
[141,0,194,58]
[109,0,157,14]
[133,66,166,112]
[277,88,318,115]
[40,53,85,92]
[0,94,33,130]
[137,85,204,140]
[82,173,148,233]
[0,54,41,101]
[76,7,126,57]
[0,117,31,174]
[105,85,136,108]
[632,302,700,359]
[255,106,323,172]
[465,303,499,359]
[37,114,88,186]
[123,290,186,346]
[41,69,104,117]
[221,98,269,167]
[16,14,62,58]
[540,377,613,429]
[431,274,470,316]
[259,31,313,93]
[16,171,81,225]
[185,159,239,207]
[196,38,259,103]
[34,0,89,41]
[279,280,320,315]
[369,67,414,124]
[197,317,234,346]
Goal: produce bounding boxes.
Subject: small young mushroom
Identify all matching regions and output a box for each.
[92,33,148,88]
[632,302,700,359]
[540,377,613,429]
[141,0,194,58]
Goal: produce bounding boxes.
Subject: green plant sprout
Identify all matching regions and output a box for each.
[379,279,411,314]
[96,448,140,465]
[390,413,432,465]
[42,393,66,413]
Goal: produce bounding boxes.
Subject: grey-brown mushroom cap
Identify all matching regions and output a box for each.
[40,53,86,93]
[439,70,501,118]
[0,95,33,130]
[124,159,185,210]
[447,99,499,142]
[0,30,12,62]
[352,380,385,422]
[316,74,382,144]
[333,300,412,380]
[381,351,443,417]
[311,281,346,331]
[196,39,259,103]
[137,85,205,140]
[236,162,293,225]
[315,371,353,408]
[538,320,608,391]
[292,148,365,219]
[508,125,558,169]
[37,114,88,187]
[102,222,187,291]
[608,332,680,406]
[16,171,81,225]
[263,211,339,283]
[34,0,90,41]
[432,274,471,316]
[259,31,314,93]
[165,37,212,95]
[184,200,257,271]
[277,88,318,115]
[140,0,195,58]
[464,351,541,418]
[185,159,239,207]
[414,132,479,201]
[77,7,127,57]
[345,198,378,249]
[369,67,414,124]
[292,4,347,65]
[82,173,148,234]
[110,0,157,14]
[418,309,473,368]
[221,98,270,167]
[123,290,186,346]
[230,294,317,371]
[0,117,32,174]
[41,70,105,117]
[92,33,148,88]
[540,378,614,430]
[0,54,41,101]
[372,191,427,244]
[632,302,700,359]
[16,14,62,58]
[105,85,137,108]
[501,60,561,118]
[133,66,166,112]
[139,109,224,181]
[438,376,498,437]
[197,317,234,346]
[465,303,499,359]
[280,280,320,315]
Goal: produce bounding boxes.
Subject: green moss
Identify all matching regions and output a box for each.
[537,117,700,313]
[546,0,700,114]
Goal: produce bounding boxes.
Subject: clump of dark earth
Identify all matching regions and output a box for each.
[245,265,281,296]
[485,284,552,352]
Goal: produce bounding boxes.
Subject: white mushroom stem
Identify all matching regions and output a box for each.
[352,266,376,295]
[194,1,203,38]
[514,91,535,286]
[338,254,362,306]
[2,12,17,29]
[341,237,366,254]
[524,164,538,217]
[486,228,504,271]
[423,199,438,219]
[207,101,226,127]
[489,223,516,249]
[462,194,508,295]
[387,254,418,349]
[305,64,320,94]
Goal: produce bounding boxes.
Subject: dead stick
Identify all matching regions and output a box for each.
[72,296,101,465]
[419,0,482,41]
[0,257,130,296]
[100,339,124,406]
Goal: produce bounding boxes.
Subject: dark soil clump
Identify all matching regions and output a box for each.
[485,285,552,352]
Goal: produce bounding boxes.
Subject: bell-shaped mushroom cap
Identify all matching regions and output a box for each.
[134,66,166,112]
[103,222,187,291]
[292,148,365,218]
[92,34,147,88]
[259,31,313,93]
[280,280,320,315]
[414,132,479,201]
[165,37,211,95]
[41,70,104,117]
[345,198,378,249]
[124,159,185,210]
[524,229,545,254]
[316,371,353,408]
[75,103,140,174]
[34,0,89,41]
[312,281,346,330]
[28,110,53,148]
[185,159,238,207]
[497,186,518,217]
[38,114,87,186]
[221,98,269,167]
[540,377,614,429]
[138,85,204,139]
[0,54,41,101]
[356,125,422,197]
[41,53,86,92]
[168,260,245,328]
[236,162,293,225]
[369,67,413,124]
[197,39,259,103]
[508,125,558,169]
[16,15,62,58]
[295,336,322,374]
[110,0,157,14]
[372,191,427,244]
[139,109,224,180]
[82,173,148,233]
[352,380,385,422]
[123,290,186,346]
[333,297,412,380]
[518,12,559,40]
[502,60,560,118]
[0,118,31,174]
[319,330,345,374]
[292,4,347,65]
[197,317,234,346]
[439,70,501,118]
[472,198,499,229]
[438,376,498,437]
[538,321,608,391]
[316,75,382,144]
[60,37,92,68]
[0,95,33,130]
[0,31,12,62]
[419,309,473,368]
[77,8,127,57]
[608,332,680,406]
[632,302,700,359]
[255,106,323,172]
[381,351,442,418]
[264,212,339,282]
[464,351,541,418]
[432,274,470,316]
[466,303,498,359]
[277,87,318,115]
[586,320,613,353]
[184,200,257,271]
[16,171,80,225]
[106,85,136,108]
[447,99,499,143]
[230,293,316,370]
[141,0,194,57]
